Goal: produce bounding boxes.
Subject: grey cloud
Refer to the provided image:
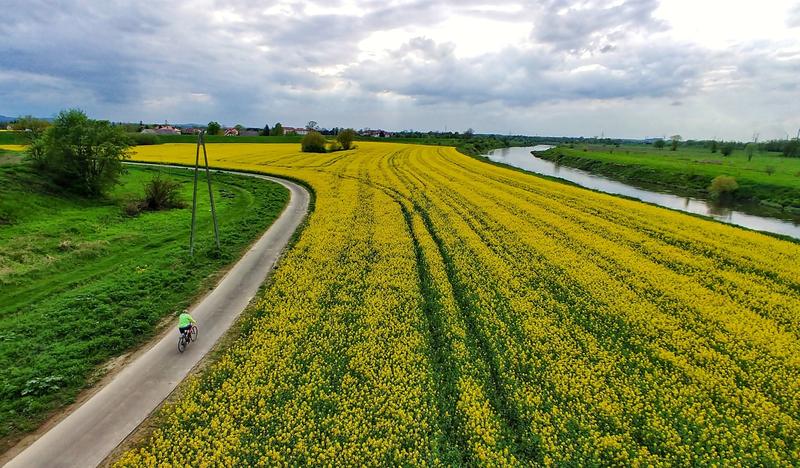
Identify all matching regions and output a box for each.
[531,0,666,52]
[347,37,709,106]
[1,0,798,140]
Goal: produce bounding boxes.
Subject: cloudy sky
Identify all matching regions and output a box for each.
[1,0,798,139]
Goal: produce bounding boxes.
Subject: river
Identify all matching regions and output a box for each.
[486,146,800,240]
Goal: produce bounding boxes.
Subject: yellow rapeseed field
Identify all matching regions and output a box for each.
[117,142,800,466]
[0,145,26,152]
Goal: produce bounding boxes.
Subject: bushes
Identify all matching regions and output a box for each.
[336,128,356,150]
[128,132,161,145]
[124,175,185,216]
[301,131,327,153]
[720,144,734,157]
[783,139,800,158]
[708,175,738,200]
[144,175,185,210]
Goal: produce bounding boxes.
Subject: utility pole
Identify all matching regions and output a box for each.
[189,130,221,256]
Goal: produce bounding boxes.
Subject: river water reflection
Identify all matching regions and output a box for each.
[486,146,800,240]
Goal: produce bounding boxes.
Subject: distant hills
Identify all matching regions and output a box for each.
[0,115,54,123]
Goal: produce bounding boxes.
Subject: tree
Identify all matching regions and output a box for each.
[271,123,284,136]
[336,128,356,150]
[207,121,221,135]
[670,134,682,151]
[29,109,131,197]
[710,140,718,153]
[261,124,270,136]
[306,120,319,131]
[745,143,757,161]
[300,131,327,153]
[234,124,245,133]
[464,128,475,139]
[746,133,760,162]
[11,115,50,143]
[654,138,665,149]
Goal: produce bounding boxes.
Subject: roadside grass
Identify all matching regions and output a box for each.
[0,149,23,166]
[546,145,800,213]
[0,160,288,450]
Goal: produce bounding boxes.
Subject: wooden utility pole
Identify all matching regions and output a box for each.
[189,130,221,256]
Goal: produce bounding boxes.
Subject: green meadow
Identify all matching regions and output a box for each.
[0,157,288,448]
[544,145,800,214]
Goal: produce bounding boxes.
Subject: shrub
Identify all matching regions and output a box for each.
[143,175,185,210]
[720,144,734,157]
[336,128,356,150]
[708,175,738,200]
[128,132,161,145]
[765,166,776,176]
[328,140,343,152]
[122,200,144,217]
[301,131,327,153]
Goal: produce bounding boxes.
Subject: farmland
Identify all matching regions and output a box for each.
[541,145,800,215]
[0,160,288,448]
[117,142,800,465]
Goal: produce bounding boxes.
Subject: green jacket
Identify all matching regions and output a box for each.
[178,313,196,328]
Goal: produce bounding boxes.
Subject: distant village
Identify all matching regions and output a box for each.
[139,122,394,138]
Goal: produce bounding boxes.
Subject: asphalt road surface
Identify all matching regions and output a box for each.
[5,166,310,468]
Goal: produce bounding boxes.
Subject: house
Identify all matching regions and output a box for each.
[140,128,157,134]
[154,125,180,135]
[283,127,309,135]
[359,129,393,138]
[239,128,260,136]
[224,127,239,136]
[180,127,200,135]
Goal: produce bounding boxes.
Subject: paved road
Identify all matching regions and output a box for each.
[5,166,310,468]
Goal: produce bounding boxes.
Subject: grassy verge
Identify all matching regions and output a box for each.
[539,145,800,216]
[0,160,289,450]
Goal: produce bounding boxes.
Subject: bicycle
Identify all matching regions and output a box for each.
[177,325,198,353]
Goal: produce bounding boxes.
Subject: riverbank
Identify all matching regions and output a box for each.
[538,146,800,219]
[485,146,800,240]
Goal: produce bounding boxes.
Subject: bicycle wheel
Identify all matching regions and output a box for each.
[190,325,198,342]
[178,335,187,353]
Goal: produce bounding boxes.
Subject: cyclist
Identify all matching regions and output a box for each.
[178,310,197,340]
